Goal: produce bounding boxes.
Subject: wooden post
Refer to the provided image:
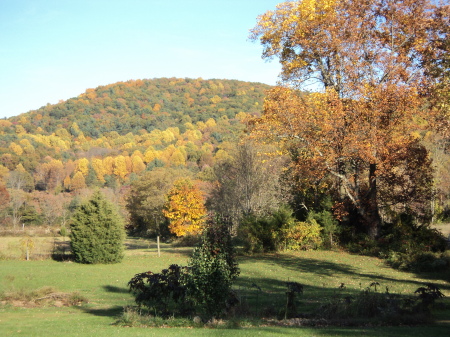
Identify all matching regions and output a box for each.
[157,236,160,257]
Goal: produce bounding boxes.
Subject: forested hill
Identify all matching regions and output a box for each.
[8,78,271,137]
[0,78,272,192]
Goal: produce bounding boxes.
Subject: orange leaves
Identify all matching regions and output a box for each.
[163,178,207,237]
[251,0,447,99]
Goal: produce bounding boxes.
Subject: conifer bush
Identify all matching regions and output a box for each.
[70,190,125,264]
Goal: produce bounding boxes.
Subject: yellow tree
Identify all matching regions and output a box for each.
[113,155,128,180]
[103,156,115,175]
[63,175,71,191]
[76,158,90,176]
[71,172,86,191]
[163,179,207,237]
[91,158,106,183]
[131,154,146,174]
[9,142,23,156]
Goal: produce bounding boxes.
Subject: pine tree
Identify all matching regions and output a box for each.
[70,190,125,264]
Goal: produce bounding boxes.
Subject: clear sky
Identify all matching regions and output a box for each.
[0,0,283,119]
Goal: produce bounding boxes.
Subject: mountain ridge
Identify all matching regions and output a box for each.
[7,77,272,137]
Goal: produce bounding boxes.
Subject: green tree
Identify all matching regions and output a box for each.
[126,168,189,237]
[185,217,239,318]
[70,190,125,264]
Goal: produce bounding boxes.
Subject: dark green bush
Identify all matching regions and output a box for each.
[70,190,125,264]
[308,209,339,248]
[128,264,191,316]
[128,216,239,319]
[185,217,240,318]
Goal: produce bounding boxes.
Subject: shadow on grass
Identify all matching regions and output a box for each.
[77,305,124,318]
[413,269,450,287]
[102,285,129,294]
[238,254,450,292]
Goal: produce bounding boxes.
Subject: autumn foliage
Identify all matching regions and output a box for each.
[250,0,450,238]
[163,179,207,237]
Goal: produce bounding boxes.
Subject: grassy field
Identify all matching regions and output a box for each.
[433,222,450,238]
[1,237,449,336]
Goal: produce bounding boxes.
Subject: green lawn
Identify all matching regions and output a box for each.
[1,237,449,336]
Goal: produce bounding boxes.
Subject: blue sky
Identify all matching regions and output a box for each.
[0,0,283,119]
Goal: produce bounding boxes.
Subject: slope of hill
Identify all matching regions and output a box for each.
[7,77,271,137]
[0,78,272,194]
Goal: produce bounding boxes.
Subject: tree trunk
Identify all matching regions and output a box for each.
[365,163,382,239]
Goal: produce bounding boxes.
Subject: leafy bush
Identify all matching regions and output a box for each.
[308,210,339,248]
[128,264,191,316]
[283,219,322,251]
[239,206,322,253]
[185,217,240,318]
[128,216,239,319]
[70,190,125,264]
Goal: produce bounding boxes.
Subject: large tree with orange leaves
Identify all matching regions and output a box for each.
[250,0,449,238]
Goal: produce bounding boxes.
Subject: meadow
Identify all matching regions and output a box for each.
[1,237,449,336]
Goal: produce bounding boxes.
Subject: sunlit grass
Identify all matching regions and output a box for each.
[0,238,449,336]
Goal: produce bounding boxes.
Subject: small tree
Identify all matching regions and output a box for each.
[163,178,207,237]
[70,190,125,264]
[185,217,240,318]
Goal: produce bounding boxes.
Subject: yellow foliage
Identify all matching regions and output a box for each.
[214,149,231,162]
[169,149,186,167]
[9,142,23,156]
[76,158,90,176]
[163,179,207,237]
[131,155,146,174]
[0,164,9,179]
[103,156,115,175]
[205,118,217,128]
[91,158,106,183]
[114,155,128,180]
[210,95,222,104]
[15,125,27,135]
[15,163,26,172]
[235,112,248,121]
[196,121,206,131]
[71,172,86,190]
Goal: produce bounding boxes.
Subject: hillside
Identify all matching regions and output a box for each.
[0,78,271,193]
[7,78,271,137]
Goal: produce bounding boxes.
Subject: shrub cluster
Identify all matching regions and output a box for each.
[239,206,323,253]
[128,217,239,319]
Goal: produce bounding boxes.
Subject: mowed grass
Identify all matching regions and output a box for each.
[1,237,449,336]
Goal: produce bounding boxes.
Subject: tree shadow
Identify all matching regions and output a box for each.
[238,253,450,292]
[102,285,129,294]
[77,305,124,318]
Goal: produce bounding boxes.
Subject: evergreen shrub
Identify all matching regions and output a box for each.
[70,190,125,264]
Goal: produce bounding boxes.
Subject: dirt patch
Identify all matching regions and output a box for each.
[1,289,87,308]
